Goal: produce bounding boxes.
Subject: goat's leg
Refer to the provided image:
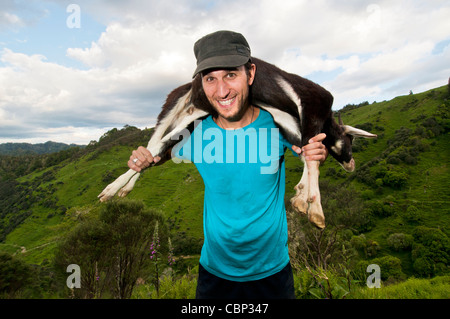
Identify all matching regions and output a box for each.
[98,133,164,202]
[117,172,141,197]
[98,169,140,202]
[305,160,325,229]
[290,157,309,215]
[290,158,325,229]
[97,127,163,202]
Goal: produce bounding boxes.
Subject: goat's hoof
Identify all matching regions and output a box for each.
[98,193,113,202]
[308,212,325,229]
[290,196,308,215]
[117,188,130,198]
[98,187,116,202]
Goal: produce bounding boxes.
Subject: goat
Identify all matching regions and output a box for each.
[98,57,376,229]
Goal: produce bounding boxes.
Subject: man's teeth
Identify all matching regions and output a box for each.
[218,97,235,106]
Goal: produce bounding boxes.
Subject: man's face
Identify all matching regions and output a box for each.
[201,64,256,122]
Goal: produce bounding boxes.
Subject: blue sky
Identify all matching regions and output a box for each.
[1,2,104,68]
[1,0,449,144]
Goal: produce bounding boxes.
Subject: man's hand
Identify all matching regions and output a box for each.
[291,133,328,163]
[128,146,161,172]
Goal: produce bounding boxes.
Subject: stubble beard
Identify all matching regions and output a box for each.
[212,88,252,123]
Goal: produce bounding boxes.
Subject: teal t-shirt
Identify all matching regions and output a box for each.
[173,108,292,281]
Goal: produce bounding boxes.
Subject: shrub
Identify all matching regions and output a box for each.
[356,255,405,282]
[351,234,367,251]
[55,199,168,299]
[411,227,450,277]
[369,200,395,217]
[0,252,33,298]
[402,205,421,223]
[382,169,408,189]
[387,233,414,251]
[413,257,435,277]
[366,240,381,257]
[295,267,351,299]
[386,155,401,165]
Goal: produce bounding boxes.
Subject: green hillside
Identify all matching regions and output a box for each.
[0,84,448,298]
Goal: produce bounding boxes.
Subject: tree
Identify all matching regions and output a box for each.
[0,252,32,298]
[55,218,110,298]
[56,199,168,298]
[102,200,168,298]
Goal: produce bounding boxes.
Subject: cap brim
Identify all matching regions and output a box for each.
[193,55,250,78]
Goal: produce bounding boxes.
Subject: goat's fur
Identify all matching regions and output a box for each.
[98,57,376,228]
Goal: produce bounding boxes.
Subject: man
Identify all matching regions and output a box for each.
[129,31,327,299]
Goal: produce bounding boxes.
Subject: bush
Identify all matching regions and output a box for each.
[0,252,33,298]
[55,199,168,299]
[411,227,450,277]
[295,267,351,299]
[369,200,395,217]
[387,233,414,251]
[356,255,405,283]
[382,169,408,189]
[413,257,435,277]
[402,205,421,223]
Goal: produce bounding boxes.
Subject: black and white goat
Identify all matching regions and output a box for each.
[98,57,376,229]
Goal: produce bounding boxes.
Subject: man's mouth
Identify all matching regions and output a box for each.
[218,97,236,107]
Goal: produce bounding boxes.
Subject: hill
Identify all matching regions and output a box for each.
[0,141,84,156]
[0,84,448,298]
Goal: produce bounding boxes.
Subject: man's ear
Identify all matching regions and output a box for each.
[248,63,256,86]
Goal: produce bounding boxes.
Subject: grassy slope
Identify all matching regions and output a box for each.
[342,88,449,229]
[330,86,449,274]
[1,85,448,271]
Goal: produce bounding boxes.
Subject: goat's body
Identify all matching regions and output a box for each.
[98,57,376,229]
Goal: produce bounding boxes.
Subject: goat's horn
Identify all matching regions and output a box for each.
[338,113,343,126]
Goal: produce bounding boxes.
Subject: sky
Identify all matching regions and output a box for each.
[0,0,449,145]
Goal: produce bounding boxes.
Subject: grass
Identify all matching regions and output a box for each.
[129,271,450,299]
[348,275,450,299]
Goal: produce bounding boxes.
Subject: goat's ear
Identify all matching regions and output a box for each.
[343,125,377,138]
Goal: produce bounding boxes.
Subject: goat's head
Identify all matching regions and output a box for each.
[327,114,377,172]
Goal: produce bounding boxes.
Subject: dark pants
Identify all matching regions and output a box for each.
[195,262,296,299]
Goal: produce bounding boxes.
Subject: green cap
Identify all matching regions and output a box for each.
[193,30,251,78]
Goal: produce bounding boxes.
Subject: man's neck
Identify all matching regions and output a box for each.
[216,105,259,130]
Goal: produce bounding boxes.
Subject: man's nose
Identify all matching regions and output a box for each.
[217,80,230,98]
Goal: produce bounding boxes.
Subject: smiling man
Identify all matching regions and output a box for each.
[129,30,328,299]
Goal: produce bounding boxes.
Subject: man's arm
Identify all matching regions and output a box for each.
[291,133,328,163]
[128,146,161,172]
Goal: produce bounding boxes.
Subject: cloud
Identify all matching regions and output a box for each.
[1,0,449,144]
[0,11,24,29]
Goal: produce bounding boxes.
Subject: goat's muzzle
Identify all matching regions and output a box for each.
[341,158,355,172]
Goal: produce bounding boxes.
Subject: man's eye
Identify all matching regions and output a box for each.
[227,73,236,78]
[205,77,215,82]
